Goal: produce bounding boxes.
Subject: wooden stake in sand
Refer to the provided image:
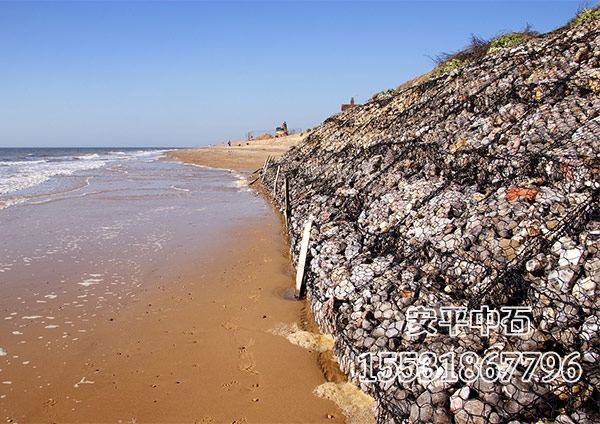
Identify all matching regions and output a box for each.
[273,165,280,198]
[261,155,272,182]
[248,167,261,186]
[295,218,313,299]
[284,177,290,228]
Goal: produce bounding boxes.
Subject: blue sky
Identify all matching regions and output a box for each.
[0,0,587,147]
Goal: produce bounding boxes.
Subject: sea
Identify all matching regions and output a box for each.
[0,147,269,415]
[0,147,251,210]
[0,145,268,288]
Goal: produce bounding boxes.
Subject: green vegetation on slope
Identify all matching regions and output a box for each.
[430,3,600,77]
[383,3,600,94]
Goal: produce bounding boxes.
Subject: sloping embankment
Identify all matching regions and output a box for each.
[263,20,600,424]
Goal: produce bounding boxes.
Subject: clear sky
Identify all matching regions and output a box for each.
[0,0,587,147]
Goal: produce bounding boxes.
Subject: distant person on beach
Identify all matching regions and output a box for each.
[227,140,231,152]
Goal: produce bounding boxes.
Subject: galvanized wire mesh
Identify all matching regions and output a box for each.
[262,19,600,424]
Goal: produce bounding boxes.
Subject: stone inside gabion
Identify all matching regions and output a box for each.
[264,18,600,424]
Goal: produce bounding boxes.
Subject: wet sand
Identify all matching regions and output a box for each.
[0,145,354,423]
[36,219,343,423]
[165,135,376,424]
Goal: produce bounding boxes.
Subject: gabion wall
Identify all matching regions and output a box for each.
[263,20,600,424]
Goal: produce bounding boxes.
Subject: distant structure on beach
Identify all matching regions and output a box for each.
[247,123,302,141]
[341,97,359,111]
[276,121,288,137]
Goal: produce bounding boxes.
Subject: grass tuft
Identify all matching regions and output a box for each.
[381,4,599,99]
[432,58,469,77]
[489,32,530,50]
[568,4,600,27]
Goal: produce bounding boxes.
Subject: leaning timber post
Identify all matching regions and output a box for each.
[294,218,313,299]
[261,155,271,183]
[284,177,290,230]
[273,165,280,198]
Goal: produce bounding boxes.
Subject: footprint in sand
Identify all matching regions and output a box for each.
[43,398,57,407]
[221,318,239,331]
[237,342,259,375]
[221,380,240,391]
[248,291,260,302]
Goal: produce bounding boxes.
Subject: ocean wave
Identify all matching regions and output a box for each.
[229,172,250,191]
[0,148,167,208]
[0,158,105,196]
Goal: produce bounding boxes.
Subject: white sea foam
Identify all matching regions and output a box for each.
[0,157,105,196]
[74,376,94,388]
[0,262,13,272]
[314,382,376,424]
[78,278,103,287]
[0,148,168,211]
[230,173,250,191]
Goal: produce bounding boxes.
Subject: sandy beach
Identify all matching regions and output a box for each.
[167,133,306,171]
[164,135,376,423]
[5,220,345,423]
[0,141,366,423]
[159,133,369,423]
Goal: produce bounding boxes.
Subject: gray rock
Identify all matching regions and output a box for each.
[450,386,470,414]
[585,257,600,283]
[555,415,577,424]
[263,16,600,423]
[454,399,494,424]
[409,391,434,423]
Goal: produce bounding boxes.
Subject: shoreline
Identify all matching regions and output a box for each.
[166,133,306,171]
[166,136,377,423]
[0,144,352,423]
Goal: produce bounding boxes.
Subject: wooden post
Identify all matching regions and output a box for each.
[261,155,271,182]
[273,165,280,198]
[284,177,290,229]
[295,218,312,299]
